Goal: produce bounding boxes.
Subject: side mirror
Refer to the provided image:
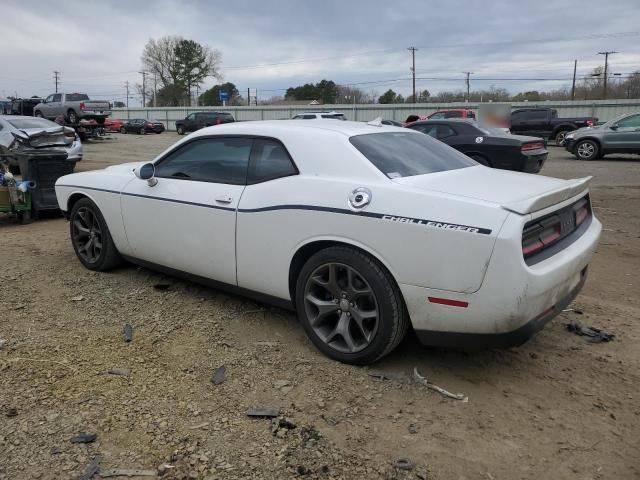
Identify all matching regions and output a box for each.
[133,162,157,187]
[610,124,618,131]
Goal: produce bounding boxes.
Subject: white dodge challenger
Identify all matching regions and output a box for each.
[55,120,601,364]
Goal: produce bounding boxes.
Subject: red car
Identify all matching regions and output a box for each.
[104,118,125,132]
[427,109,476,120]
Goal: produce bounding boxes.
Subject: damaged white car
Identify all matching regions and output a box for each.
[0,115,82,171]
[55,121,601,364]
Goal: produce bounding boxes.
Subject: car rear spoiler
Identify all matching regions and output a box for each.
[501,176,592,215]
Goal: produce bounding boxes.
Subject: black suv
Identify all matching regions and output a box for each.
[11,97,44,116]
[175,111,235,135]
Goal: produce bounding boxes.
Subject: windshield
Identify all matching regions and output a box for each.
[7,117,58,129]
[350,132,476,178]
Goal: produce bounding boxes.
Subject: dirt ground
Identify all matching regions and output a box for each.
[1,132,639,480]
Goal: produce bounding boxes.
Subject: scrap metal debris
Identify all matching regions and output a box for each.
[123,323,133,342]
[100,468,156,477]
[79,455,100,480]
[71,295,84,302]
[246,407,280,418]
[566,322,614,342]
[393,459,416,471]
[211,366,226,385]
[70,433,97,444]
[107,368,130,376]
[413,367,469,402]
[5,407,18,417]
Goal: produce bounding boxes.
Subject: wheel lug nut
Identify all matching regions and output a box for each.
[347,312,351,317]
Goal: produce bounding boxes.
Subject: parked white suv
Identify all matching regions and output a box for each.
[292,111,346,120]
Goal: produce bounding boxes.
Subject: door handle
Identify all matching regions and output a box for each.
[215,195,233,204]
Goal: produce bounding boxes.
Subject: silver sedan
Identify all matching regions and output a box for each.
[0,115,83,166]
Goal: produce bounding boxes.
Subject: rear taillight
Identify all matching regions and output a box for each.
[573,198,591,226]
[216,118,221,125]
[521,142,544,152]
[586,120,594,127]
[79,102,85,110]
[522,215,561,258]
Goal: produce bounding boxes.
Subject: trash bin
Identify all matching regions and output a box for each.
[15,149,76,214]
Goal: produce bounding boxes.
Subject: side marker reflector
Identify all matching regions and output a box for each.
[428,297,469,308]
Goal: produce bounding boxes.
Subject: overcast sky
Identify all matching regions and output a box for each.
[2,0,640,105]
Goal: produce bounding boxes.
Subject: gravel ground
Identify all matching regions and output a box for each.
[1,132,639,479]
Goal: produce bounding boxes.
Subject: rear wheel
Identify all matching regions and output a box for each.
[139,128,146,135]
[295,246,408,365]
[67,110,78,124]
[177,125,185,135]
[70,198,122,271]
[575,139,599,161]
[555,130,569,146]
[120,126,126,134]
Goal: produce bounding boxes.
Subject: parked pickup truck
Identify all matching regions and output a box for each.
[34,93,111,124]
[510,108,597,146]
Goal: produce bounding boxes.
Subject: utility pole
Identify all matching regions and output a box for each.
[463,72,473,102]
[598,51,618,100]
[139,71,147,107]
[195,85,199,107]
[407,47,417,102]
[571,60,577,100]
[53,71,60,93]
[247,88,250,106]
[153,72,157,108]
[125,81,130,108]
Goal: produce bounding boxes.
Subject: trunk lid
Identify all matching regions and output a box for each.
[11,126,73,149]
[392,166,591,215]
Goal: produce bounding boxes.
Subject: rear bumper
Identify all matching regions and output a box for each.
[400,209,601,349]
[414,268,587,349]
[565,139,576,153]
[522,152,548,173]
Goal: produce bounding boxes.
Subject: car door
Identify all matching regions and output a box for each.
[40,94,55,117]
[49,93,63,118]
[120,136,252,285]
[602,114,640,151]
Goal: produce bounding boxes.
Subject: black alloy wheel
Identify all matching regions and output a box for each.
[296,246,408,364]
[70,198,122,271]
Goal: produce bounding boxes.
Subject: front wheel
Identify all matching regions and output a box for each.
[176,125,185,135]
[575,139,599,161]
[34,111,44,118]
[139,128,146,135]
[120,126,126,134]
[70,198,122,271]
[295,246,408,365]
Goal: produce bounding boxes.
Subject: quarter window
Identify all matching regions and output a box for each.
[248,139,297,184]
[154,137,252,185]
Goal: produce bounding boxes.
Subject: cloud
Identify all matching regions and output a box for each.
[1,0,639,104]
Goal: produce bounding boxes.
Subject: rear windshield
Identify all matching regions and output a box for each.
[66,93,90,101]
[349,132,476,178]
[7,118,58,129]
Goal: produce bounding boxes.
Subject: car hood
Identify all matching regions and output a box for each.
[392,165,591,214]
[104,162,145,174]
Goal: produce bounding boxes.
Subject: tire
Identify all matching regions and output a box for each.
[34,111,43,118]
[67,110,78,124]
[470,154,491,167]
[69,198,122,271]
[120,127,126,134]
[139,128,146,135]
[555,130,569,147]
[295,246,409,365]
[575,139,599,161]
[177,125,185,135]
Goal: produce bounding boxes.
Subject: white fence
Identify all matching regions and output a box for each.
[112,99,640,131]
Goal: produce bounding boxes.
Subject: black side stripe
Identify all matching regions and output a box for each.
[56,184,491,234]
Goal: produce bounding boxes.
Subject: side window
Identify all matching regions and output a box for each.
[154,137,252,185]
[429,112,445,119]
[52,94,62,102]
[248,139,298,184]
[445,111,462,118]
[617,114,640,128]
[45,95,55,103]
[292,115,302,119]
[436,125,456,139]
[186,113,196,120]
[467,111,476,119]
[302,115,316,119]
[410,124,438,138]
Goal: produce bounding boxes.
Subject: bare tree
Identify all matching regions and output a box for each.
[141,36,181,87]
